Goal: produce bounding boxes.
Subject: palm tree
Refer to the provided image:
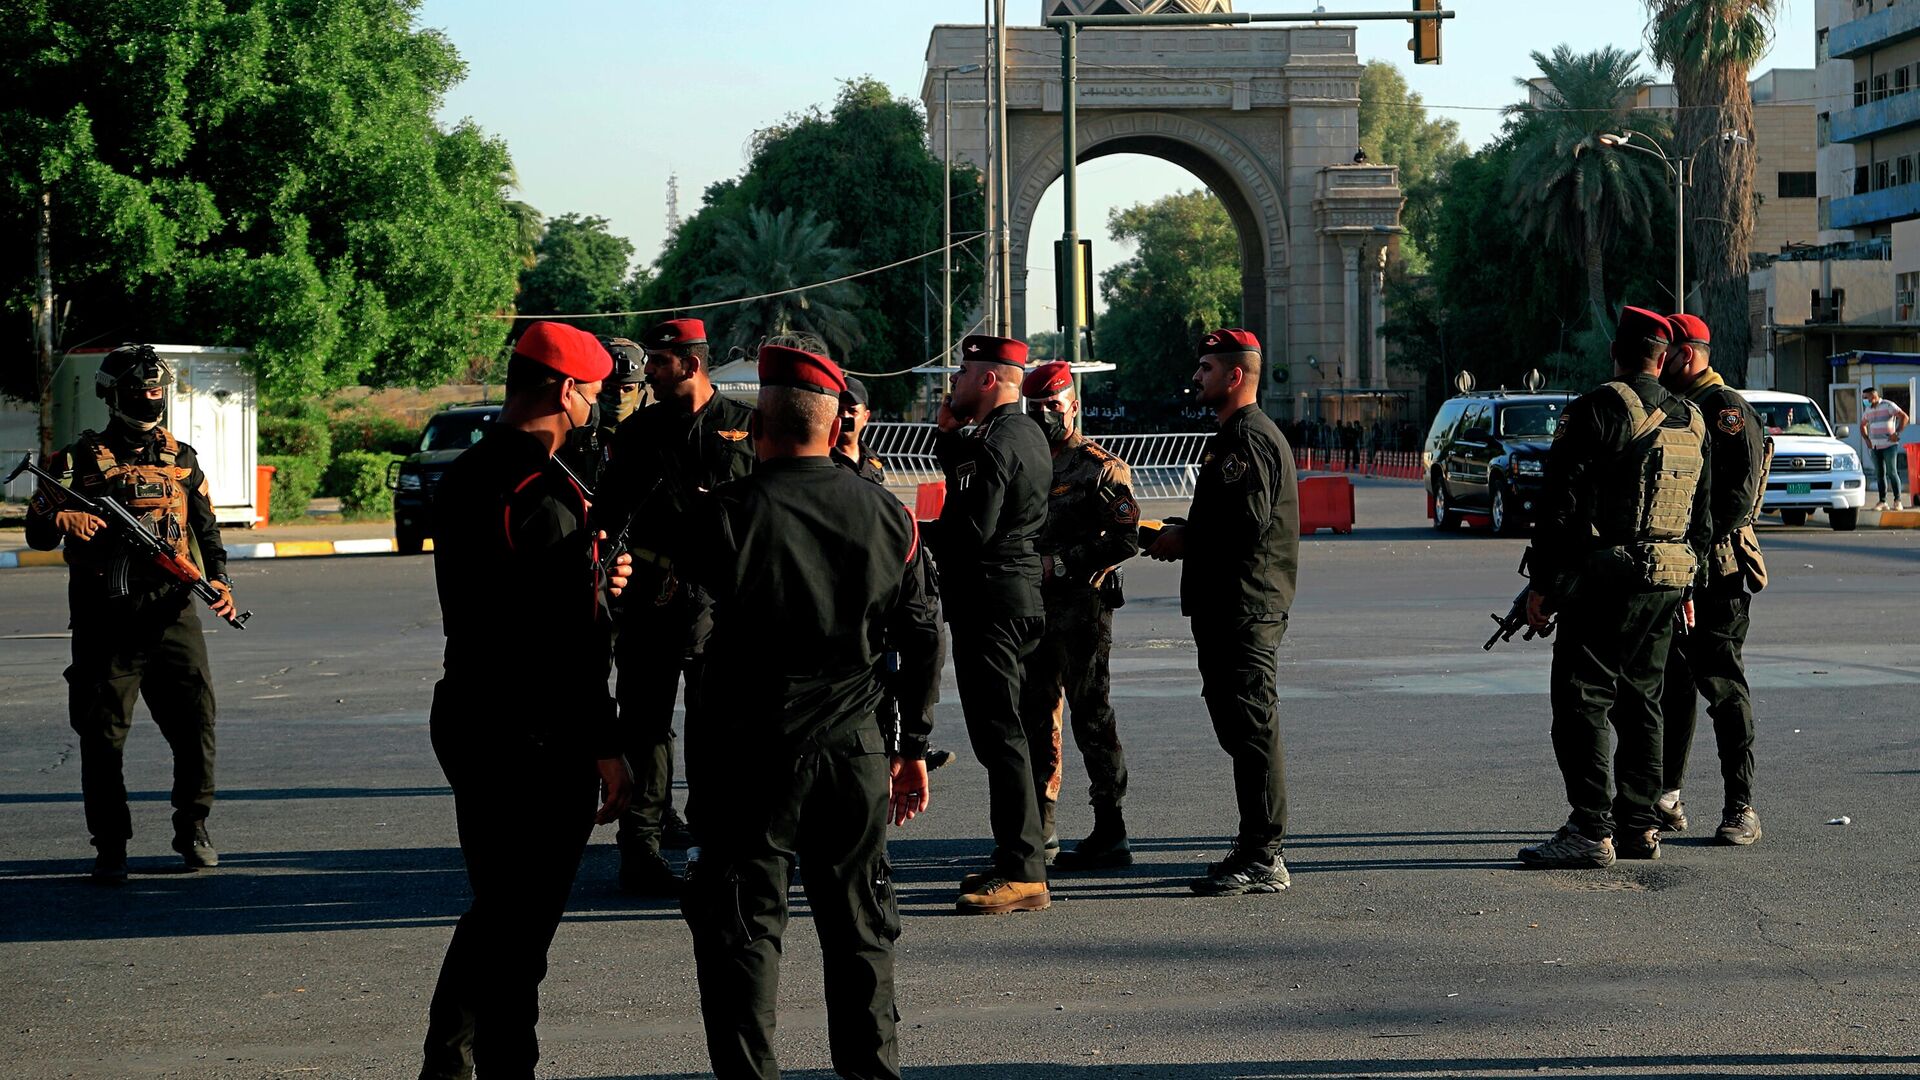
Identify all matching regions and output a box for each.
[1646,0,1777,386]
[496,164,544,270]
[695,206,865,358]
[1504,45,1672,328]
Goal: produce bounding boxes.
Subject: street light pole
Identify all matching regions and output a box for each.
[1595,129,1745,315]
[1061,21,1080,367]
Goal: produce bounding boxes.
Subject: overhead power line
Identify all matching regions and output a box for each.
[497,231,987,321]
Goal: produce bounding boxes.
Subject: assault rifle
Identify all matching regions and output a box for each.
[8,454,253,629]
[1484,550,1553,651]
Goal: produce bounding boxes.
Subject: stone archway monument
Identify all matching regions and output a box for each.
[924,1,1407,419]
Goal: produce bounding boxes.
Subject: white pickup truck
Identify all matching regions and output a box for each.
[1737,390,1867,531]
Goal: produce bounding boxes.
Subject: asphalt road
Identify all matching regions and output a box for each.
[1,481,1916,1079]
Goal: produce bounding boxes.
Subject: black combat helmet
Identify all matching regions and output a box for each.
[94,344,174,432]
[598,337,646,385]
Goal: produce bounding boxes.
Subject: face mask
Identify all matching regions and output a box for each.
[1029,405,1069,444]
[557,390,602,478]
[112,390,165,432]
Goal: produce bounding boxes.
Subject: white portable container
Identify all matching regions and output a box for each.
[51,345,259,527]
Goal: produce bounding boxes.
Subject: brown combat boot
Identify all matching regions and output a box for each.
[956,875,1050,915]
[1615,827,1662,860]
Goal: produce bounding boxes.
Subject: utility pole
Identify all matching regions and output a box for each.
[994,0,1013,335]
[982,0,998,333]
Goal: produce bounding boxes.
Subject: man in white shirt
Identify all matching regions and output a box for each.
[1861,387,1909,511]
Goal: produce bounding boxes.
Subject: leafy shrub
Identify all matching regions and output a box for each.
[259,415,332,463]
[260,454,323,523]
[329,451,401,521]
[329,410,418,457]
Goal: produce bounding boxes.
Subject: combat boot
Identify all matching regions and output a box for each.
[1615,827,1662,860]
[91,841,128,886]
[620,845,682,897]
[1655,790,1688,833]
[1053,808,1132,871]
[1517,825,1615,869]
[1715,805,1762,846]
[174,822,218,869]
[924,747,958,771]
[661,807,695,850]
[956,875,1050,915]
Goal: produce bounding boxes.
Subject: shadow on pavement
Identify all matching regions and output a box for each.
[578,1051,1920,1079]
[0,785,451,805]
[0,843,682,943]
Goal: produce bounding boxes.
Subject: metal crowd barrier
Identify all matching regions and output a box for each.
[863,425,1422,502]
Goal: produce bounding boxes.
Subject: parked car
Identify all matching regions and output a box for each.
[386,404,501,554]
[1737,390,1866,531]
[1423,390,1576,534]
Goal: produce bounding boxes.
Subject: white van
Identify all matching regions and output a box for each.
[1737,390,1867,531]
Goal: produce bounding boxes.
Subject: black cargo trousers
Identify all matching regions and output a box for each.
[1661,578,1756,811]
[65,588,217,847]
[1551,584,1682,839]
[683,726,903,1080]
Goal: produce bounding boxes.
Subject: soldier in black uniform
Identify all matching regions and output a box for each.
[26,344,235,884]
[834,376,958,777]
[1019,359,1141,871]
[831,375,888,484]
[419,321,634,1080]
[680,343,940,1080]
[1144,329,1301,896]
[1657,313,1766,846]
[930,333,1053,915]
[596,317,756,894]
[1519,306,1714,869]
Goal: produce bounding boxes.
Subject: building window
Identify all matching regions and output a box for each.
[1778,171,1817,198]
[1819,112,1831,147]
[1900,67,1913,96]
[1875,159,1892,189]
[1855,166,1871,195]
[1817,29,1830,64]
[1898,272,1919,323]
[1902,156,1916,187]
[1873,73,1890,101]
[1855,79,1870,107]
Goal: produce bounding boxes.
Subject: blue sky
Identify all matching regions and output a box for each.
[421,0,1815,318]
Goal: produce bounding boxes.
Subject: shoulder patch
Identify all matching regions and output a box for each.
[1112,496,1140,524]
[1219,453,1247,483]
[716,429,749,442]
[1050,482,1072,496]
[954,459,977,492]
[1716,408,1745,435]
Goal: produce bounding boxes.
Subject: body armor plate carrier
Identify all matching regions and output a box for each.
[1594,383,1706,590]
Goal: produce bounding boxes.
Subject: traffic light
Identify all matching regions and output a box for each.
[1409,0,1441,65]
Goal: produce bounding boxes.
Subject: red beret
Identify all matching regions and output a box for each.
[642,318,706,349]
[959,334,1028,368]
[1617,306,1673,347]
[1022,360,1073,398]
[1667,313,1710,345]
[513,321,612,383]
[758,343,846,398]
[1199,328,1261,357]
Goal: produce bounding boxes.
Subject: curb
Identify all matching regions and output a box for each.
[1,536,432,569]
[1876,509,1920,528]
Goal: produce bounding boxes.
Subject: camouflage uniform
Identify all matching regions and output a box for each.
[1017,431,1140,841]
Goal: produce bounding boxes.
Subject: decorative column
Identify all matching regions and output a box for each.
[1340,238,1361,389]
[1369,243,1388,387]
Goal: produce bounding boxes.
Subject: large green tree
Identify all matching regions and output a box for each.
[695,206,864,359]
[1504,46,1671,327]
[646,78,985,413]
[1646,0,1778,386]
[1357,61,1467,270]
[1097,189,1240,415]
[2,0,521,452]
[515,213,646,334]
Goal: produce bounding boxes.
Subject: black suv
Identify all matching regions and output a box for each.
[1423,391,1575,534]
[387,404,501,554]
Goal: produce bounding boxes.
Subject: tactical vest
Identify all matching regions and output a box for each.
[74,428,195,564]
[1594,383,1706,589]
